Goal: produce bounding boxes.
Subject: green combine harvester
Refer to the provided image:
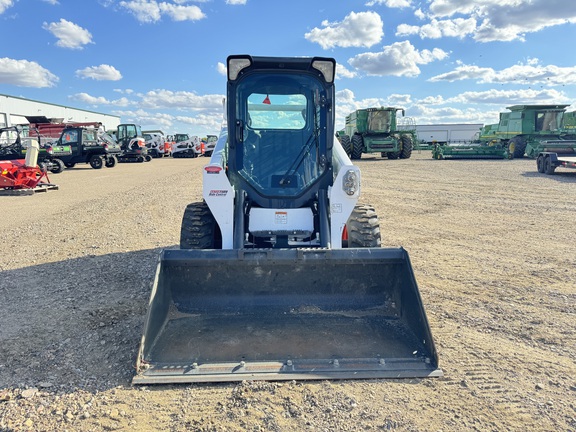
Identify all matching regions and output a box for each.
[478,105,576,158]
[432,105,576,160]
[337,107,416,160]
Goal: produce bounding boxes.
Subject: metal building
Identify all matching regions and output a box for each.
[0,93,120,131]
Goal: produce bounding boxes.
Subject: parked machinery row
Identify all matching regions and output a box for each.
[144,131,218,158]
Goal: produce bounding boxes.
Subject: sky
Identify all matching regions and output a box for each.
[1,0,576,137]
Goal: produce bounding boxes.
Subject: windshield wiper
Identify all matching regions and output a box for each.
[278,131,318,187]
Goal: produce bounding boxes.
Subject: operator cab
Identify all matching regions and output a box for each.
[227,56,336,210]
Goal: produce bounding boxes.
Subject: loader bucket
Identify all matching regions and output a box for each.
[133,248,442,384]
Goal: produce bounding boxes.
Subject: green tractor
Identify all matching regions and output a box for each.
[337,107,415,160]
[479,105,576,158]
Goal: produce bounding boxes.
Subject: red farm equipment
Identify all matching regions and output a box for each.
[0,137,57,194]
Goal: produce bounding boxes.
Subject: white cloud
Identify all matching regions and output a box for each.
[41,0,59,4]
[430,60,576,86]
[446,88,569,105]
[139,89,224,109]
[414,8,426,20]
[76,65,123,81]
[408,104,497,125]
[429,65,493,82]
[0,0,14,14]
[69,93,131,107]
[365,0,411,7]
[225,0,246,4]
[423,0,576,42]
[109,108,223,134]
[349,40,449,77]
[43,19,93,49]
[113,88,134,94]
[305,11,383,49]
[175,113,223,130]
[159,2,204,21]
[396,17,477,39]
[216,62,227,76]
[0,58,59,88]
[336,64,357,79]
[417,95,446,105]
[335,86,570,128]
[120,0,205,22]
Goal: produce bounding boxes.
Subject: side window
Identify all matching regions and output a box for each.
[83,130,96,141]
[535,113,545,131]
[126,125,137,138]
[63,130,78,143]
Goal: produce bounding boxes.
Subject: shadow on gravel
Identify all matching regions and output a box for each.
[522,171,576,182]
[0,247,174,393]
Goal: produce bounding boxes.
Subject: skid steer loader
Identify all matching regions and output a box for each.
[133,55,441,384]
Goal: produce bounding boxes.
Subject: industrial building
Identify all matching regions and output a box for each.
[0,93,120,131]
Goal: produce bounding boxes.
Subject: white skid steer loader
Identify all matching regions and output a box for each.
[133,55,442,384]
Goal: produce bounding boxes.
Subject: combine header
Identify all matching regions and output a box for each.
[431,137,512,160]
[133,56,441,384]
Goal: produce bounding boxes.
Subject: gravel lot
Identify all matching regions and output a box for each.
[1,152,575,431]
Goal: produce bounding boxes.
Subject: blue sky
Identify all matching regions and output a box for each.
[1,0,576,137]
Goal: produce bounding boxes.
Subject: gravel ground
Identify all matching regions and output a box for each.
[0,152,575,431]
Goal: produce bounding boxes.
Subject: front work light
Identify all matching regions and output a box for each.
[228,57,252,80]
[312,59,335,83]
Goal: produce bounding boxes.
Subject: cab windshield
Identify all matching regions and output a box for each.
[235,73,327,197]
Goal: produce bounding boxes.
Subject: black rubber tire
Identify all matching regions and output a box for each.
[105,155,117,168]
[64,162,76,168]
[345,204,381,248]
[351,134,363,160]
[536,155,545,173]
[387,151,400,159]
[145,155,153,162]
[89,155,103,169]
[137,156,145,163]
[180,201,222,249]
[400,134,413,159]
[50,158,65,174]
[544,156,556,175]
[510,136,527,158]
[339,135,352,157]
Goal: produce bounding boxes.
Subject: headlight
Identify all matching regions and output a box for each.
[342,169,359,196]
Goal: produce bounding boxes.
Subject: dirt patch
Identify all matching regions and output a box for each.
[1,154,575,431]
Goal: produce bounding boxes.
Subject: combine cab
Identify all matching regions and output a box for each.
[133,56,441,384]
